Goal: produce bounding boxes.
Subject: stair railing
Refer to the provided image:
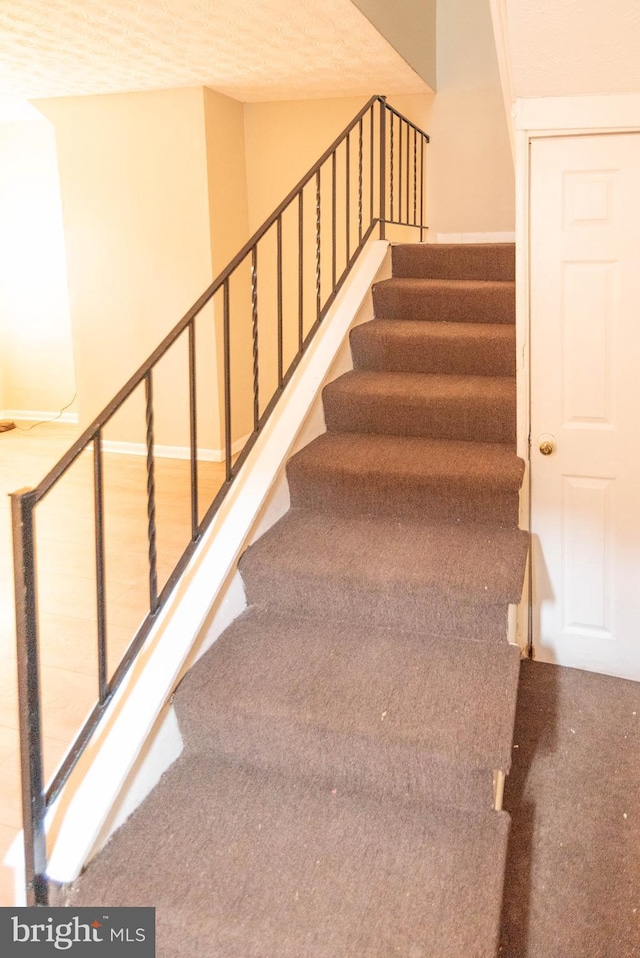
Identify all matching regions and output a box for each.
[11,95,429,905]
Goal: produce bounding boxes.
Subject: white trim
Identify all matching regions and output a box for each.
[102,434,251,462]
[514,127,531,656]
[1,409,78,424]
[514,93,640,133]
[514,93,640,658]
[3,239,390,891]
[436,231,516,244]
[488,0,516,159]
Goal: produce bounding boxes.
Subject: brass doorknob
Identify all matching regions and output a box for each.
[539,436,555,455]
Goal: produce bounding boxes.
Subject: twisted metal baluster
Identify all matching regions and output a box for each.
[277,215,283,389]
[223,279,232,480]
[316,169,321,324]
[413,127,418,226]
[332,151,337,290]
[93,430,108,702]
[358,117,363,242]
[144,372,158,614]
[345,134,350,266]
[298,192,304,354]
[369,105,374,227]
[251,246,259,430]
[420,136,425,241]
[188,320,198,538]
[390,114,394,222]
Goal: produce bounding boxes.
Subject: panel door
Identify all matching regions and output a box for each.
[530,133,640,679]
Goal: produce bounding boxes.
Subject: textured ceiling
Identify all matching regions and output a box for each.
[506,0,640,98]
[0,0,427,102]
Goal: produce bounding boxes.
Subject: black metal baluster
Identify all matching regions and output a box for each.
[315,169,321,324]
[144,372,158,614]
[251,246,259,430]
[420,135,425,242]
[358,117,363,242]
[398,117,403,223]
[11,490,48,906]
[413,126,418,226]
[223,279,232,480]
[379,99,386,239]
[188,320,198,537]
[93,432,108,701]
[332,152,337,290]
[345,133,350,266]
[406,121,410,224]
[390,112,394,223]
[369,106,374,228]
[298,191,304,354]
[277,216,283,389]
[8,97,432,908]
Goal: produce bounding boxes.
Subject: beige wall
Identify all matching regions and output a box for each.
[351,0,437,91]
[425,0,514,235]
[204,88,250,276]
[0,119,76,415]
[243,97,370,231]
[36,88,215,447]
[203,87,253,445]
[243,27,513,246]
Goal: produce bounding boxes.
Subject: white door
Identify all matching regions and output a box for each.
[530,133,640,680]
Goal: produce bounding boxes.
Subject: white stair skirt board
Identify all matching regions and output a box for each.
[1,409,79,424]
[102,434,251,462]
[436,232,516,244]
[3,238,392,894]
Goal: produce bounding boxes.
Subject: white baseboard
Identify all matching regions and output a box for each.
[436,231,516,244]
[1,408,79,424]
[102,433,251,463]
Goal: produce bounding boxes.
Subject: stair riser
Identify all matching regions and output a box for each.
[392,244,515,282]
[350,327,516,376]
[373,283,515,324]
[239,570,511,642]
[323,392,516,444]
[286,472,521,524]
[177,719,495,811]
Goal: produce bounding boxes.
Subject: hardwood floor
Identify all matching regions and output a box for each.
[0,420,228,904]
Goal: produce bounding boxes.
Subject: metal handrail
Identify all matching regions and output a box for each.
[11,95,429,905]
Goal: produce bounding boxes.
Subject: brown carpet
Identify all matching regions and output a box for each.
[392,242,515,282]
[176,609,521,810]
[69,757,512,958]
[351,318,516,376]
[373,277,516,324]
[240,510,528,641]
[287,433,524,522]
[500,660,640,957]
[323,370,517,442]
[67,241,528,957]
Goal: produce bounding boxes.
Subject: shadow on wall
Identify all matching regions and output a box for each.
[499,659,560,956]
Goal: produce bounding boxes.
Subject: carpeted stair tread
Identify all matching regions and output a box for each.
[240,510,529,640]
[175,608,521,808]
[287,431,524,522]
[373,277,515,324]
[323,369,516,443]
[66,239,528,954]
[69,755,511,958]
[392,242,515,282]
[351,318,516,375]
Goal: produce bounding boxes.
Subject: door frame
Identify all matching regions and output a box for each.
[512,94,640,655]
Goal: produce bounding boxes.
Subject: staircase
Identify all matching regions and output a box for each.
[66,242,529,957]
